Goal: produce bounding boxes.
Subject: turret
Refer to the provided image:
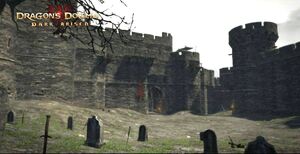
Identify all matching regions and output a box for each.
[229,22,278,50]
[229,22,278,67]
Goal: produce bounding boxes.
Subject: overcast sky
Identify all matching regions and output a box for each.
[95,0,300,76]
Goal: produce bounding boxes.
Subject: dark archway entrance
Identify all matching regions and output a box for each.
[148,87,164,113]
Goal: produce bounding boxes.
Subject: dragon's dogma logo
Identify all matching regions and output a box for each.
[16,0,102,27]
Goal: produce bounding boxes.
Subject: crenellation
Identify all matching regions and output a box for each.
[162,32,169,37]
[263,22,278,33]
[295,42,300,51]
[228,21,300,116]
[131,32,144,40]
[229,25,243,36]
[279,44,296,52]
[118,29,131,37]
[220,67,231,74]
[0,0,206,115]
[104,27,114,33]
[143,34,155,41]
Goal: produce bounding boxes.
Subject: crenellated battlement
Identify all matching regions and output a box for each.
[171,51,200,62]
[229,22,277,36]
[103,28,172,47]
[220,67,232,75]
[229,22,278,48]
[276,42,300,58]
[76,27,173,49]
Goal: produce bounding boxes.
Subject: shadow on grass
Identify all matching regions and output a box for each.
[231,111,300,121]
[284,116,300,128]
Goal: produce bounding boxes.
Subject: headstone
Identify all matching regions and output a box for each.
[85,116,102,148]
[200,129,218,154]
[67,116,73,130]
[244,136,277,154]
[137,125,148,141]
[7,111,14,123]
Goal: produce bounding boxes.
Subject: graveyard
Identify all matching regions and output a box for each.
[0,100,299,153]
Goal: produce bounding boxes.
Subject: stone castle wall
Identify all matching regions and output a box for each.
[0,0,204,114]
[0,4,18,130]
[229,21,300,116]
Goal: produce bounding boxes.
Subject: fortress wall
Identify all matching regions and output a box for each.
[14,30,75,101]
[71,28,173,111]
[164,85,188,113]
[0,0,203,114]
[205,67,234,114]
[105,83,148,112]
[207,86,233,114]
[0,5,18,130]
[219,67,233,90]
[0,6,17,101]
[8,0,75,101]
[268,43,300,114]
[252,42,300,115]
[229,22,280,116]
[229,21,300,116]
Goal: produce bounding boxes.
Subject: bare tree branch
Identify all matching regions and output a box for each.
[2,0,134,55]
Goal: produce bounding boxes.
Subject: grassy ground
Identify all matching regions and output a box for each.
[0,100,299,153]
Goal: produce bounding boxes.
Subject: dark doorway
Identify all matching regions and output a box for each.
[7,111,14,123]
[148,87,164,113]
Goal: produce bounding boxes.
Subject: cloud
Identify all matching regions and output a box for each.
[278,8,300,46]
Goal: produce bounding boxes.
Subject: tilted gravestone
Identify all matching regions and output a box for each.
[7,111,14,123]
[137,125,148,141]
[244,136,277,154]
[200,129,218,154]
[67,116,73,130]
[85,116,102,148]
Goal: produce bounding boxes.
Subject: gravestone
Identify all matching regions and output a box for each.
[137,125,148,141]
[7,111,14,123]
[244,136,277,154]
[67,116,73,130]
[85,116,102,148]
[200,129,218,154]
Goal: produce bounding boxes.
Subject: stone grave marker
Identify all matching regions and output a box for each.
[137,125,148,141]
[200,129,218,154]
[85,115,102,148]
[67,116,73,130]
[244,136,277,154]
[7,111,14,123]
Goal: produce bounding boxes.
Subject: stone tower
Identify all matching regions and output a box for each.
[229,22,279,115]
[167,47,201,113]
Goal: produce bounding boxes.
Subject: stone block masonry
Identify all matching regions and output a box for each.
[229,21,300,116]
[0,0,204,114]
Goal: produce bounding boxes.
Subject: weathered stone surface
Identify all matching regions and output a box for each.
[85,116,102,148]
[229,22,300,116]
[200,129,218,154]
[0,0,204,115]
[137,125,148,142]
[202,22,300,116]
[244,136,277,154]
[0,3,16,131]
[67,116,73,130]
